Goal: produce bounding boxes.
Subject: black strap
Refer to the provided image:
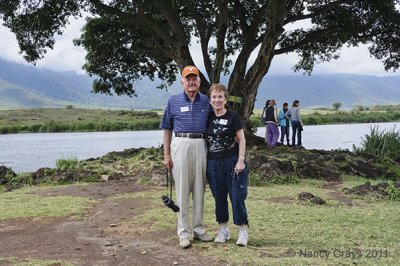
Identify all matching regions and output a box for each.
[166,168,173,199]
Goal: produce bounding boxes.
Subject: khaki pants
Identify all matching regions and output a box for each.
[171,137,207,239]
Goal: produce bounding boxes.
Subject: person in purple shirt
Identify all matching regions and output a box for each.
[160,66,213,248]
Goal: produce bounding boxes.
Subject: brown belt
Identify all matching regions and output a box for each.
[175,132,204,139]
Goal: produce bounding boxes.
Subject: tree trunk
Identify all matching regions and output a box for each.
[231,0,287,136]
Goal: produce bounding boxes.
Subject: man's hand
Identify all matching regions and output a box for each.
[164,155,173,170]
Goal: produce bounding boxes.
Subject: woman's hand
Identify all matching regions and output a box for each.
[235,158,245,173]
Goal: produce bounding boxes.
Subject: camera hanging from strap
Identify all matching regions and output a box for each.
[161,168,179,212]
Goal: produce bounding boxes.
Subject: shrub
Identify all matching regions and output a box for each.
[267,175,299,185]
[353,125,400,161]
[56,157,80,171]
[3,173,33,191]
[386,181,400,201]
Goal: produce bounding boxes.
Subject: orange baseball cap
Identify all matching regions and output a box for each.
[182,66,200,77]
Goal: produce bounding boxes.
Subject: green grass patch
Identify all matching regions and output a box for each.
[249,172,268,186]
[125,147,164,171]
[0,186,95,220]
[0,108,161,134]
[0,257,73,266]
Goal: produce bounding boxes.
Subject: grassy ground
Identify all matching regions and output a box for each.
[4,176,397,265]
[0,108,160,133]
[0,258,72,266]
[0,185,95,221]
[115,178,399,265]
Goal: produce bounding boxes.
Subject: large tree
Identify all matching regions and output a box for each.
[1,0,400,132]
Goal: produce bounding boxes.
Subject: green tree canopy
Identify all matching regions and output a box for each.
[333,102,342,111]
[1,0,400,131]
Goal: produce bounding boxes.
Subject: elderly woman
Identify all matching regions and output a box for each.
[205,83,249,246]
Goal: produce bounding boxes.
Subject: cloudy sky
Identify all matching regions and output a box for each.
[0,16,398,77]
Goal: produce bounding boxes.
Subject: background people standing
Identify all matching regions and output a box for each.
[285,100,303,147]
[261,99,270,143]
[278,102,290,145]
[264,99,279,147]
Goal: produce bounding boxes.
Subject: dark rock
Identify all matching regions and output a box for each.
[296,162,341,181]
[247,146,399,183]
[332,154,346,162]
[343,181,400,197]
[109,172,123,181]
[105,148,142,159]
[276,160,293,172]
[31,167,53,183]
[298,192,326,205]
[347,161,384,179]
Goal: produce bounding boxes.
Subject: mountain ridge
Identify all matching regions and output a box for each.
[1,57,399,110]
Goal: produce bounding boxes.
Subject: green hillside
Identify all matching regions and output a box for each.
[1,57,400,110]
[0,79,72,109]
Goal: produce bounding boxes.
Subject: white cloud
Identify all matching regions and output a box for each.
[268,45,395,76]
[0,16,87,74]
[34,16,87,73]
[0,26,27,65]
[311,46,393,76]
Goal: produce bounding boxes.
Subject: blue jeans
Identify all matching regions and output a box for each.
[280,126,290,144]
[207,156,249,226]
[291,120,302,146]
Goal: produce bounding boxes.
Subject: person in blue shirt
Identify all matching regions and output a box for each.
[160,66,213,248]
[278,102,290,145]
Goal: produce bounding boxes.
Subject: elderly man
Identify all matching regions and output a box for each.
[160,66,213,248]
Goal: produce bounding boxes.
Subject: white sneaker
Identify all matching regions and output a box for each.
[179,238,191,248]
[236,227,248,246]
[214,226,230,243]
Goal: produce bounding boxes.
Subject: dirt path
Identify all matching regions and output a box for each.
[0,181,226,266]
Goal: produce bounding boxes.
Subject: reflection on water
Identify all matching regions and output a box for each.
[0,122,398,173]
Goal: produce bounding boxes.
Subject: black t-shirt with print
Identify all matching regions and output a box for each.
[205,110,243,160]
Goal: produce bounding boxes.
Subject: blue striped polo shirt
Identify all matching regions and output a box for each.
[160,91,212,133]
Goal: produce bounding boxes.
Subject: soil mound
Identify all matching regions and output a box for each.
[298,192,326,205]
[344,181,400,197]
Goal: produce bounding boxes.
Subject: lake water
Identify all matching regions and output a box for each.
[0,122,398,173]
